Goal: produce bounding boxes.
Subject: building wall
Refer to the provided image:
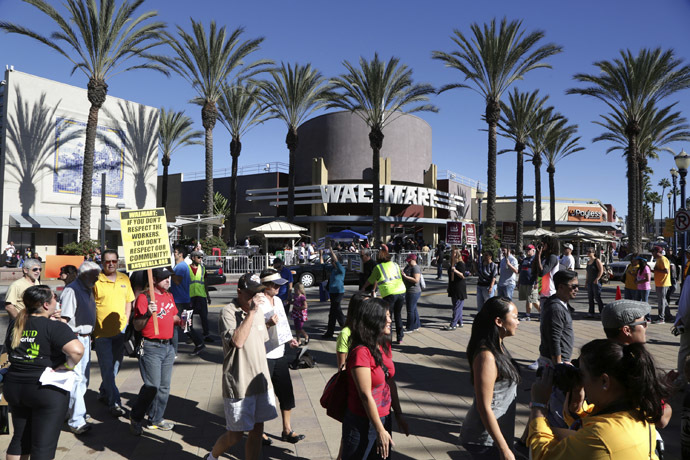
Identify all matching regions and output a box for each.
[0,70,159,254]
[293,111,432,186]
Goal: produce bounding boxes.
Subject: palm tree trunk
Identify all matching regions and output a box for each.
[202,101,218,239]
[79,78,108,242]
[161,156,170,208]
[548,165,556,232]
[516,145,524,252]
[228,137,241,247]
[286,127,298,223]
[485,101,500,241]
[370,128,384,245]
[626,139,640,253]
[534,158,542,228]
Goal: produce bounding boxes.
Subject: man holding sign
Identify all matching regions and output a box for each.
[94,249,134,418]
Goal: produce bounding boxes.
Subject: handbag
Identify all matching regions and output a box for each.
[320,368,348,422]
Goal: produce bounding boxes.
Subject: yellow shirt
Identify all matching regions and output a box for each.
[654,255,671,287]
[5,277,38,312]
[529,411,657,460]
[623,264,638,290]
[94,272,135,338]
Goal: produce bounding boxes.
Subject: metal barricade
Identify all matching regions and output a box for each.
[251,256,267,273]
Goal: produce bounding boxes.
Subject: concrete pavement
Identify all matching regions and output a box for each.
[0,270,684,459]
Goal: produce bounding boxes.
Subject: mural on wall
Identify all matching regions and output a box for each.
[53,117,125,199]
[448,180,472,220]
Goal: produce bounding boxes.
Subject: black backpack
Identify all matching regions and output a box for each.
[289,347,316,369]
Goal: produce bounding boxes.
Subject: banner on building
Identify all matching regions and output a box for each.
[567,206,604,222]
[465,223,477,245]
[119,208,173,272]
[446,221,463,245]
[502,222,517,245]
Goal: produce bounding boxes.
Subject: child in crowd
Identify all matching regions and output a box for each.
[291,282,309,344]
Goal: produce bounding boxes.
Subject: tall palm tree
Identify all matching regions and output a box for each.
[163,20,268,237]
[567,48,690,252]
[498,89,551,250]
[0,0,168,241]
[217,81,270,246]
[659,177,671,220]
[526,107,561,228]
[543,121,584,231]
[328,54,437,245]
[646,191,662,234]
[159,108,203,207]
[432,17,562,245]
[258,63,331,223]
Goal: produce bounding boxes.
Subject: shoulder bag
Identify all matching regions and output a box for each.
[320,368,348,422]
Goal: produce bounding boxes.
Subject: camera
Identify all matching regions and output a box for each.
[552,362,582,393]
[672,325,685,336]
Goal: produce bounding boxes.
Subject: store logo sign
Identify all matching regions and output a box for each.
[567,206,603,222]
[319,184,461,209]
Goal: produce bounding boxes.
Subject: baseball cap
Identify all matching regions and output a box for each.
[238,273,266,294]
[526,244,536,250]
[190,250,204,258]
[406,254,417,262]
[260,272,288,285]
[152,267,174,281]
[564,243,573,250]
[601,300,651,329]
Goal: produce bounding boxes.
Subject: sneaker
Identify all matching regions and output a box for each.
[585,313,595,319]
[69,423,92,435]
[527,360,539,371]
[441,325,457,331]
[405,329,416,333]
[652,318,665,324]
[191,344,206,355]
[129,416,143,436]
[109,404,126,418]
[521,316,531,322]
[203,335,215,343]
[147,419,174,431]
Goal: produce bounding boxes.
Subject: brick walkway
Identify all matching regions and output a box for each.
[0,272,683,459]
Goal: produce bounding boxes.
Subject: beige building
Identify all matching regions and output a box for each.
[0,69,159,255]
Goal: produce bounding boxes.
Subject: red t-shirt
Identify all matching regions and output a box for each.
[346,345,395,417]
[134,291,178,340]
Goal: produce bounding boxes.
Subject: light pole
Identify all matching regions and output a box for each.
[476,189,485,269]
[672,167,679,253]
[668,191,673,238]
[674,150,690,280]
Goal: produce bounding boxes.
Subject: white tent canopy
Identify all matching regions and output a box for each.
[556,227,614,241]
[172,214,226,240]
[251,220,308,266]
[523,228,556,237]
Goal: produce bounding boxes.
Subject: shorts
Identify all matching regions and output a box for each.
[223,392,278,432]
[518,284,538,303]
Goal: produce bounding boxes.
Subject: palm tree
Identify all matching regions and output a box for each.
[432,17,562,245]
[163,20,268,237]
[217,81,270,246]
[526,107,561,228]
[646,191,662,234]
[213,191,231,238]
[567,48,690,252]
[258,63,331,223]
[543,121,584,231]
[659,177,671,220]
[159,108,203,207]
[328,54,437,245]
[498,89,551,250]
[0,0,168,241]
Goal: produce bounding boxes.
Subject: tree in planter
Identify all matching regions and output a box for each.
[61,239,101,258]
[213,191,231,239]
[0,0,169,242]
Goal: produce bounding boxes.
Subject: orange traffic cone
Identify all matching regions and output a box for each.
[615,286,622,300]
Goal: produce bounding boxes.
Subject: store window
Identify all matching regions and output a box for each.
[56,231,78,255]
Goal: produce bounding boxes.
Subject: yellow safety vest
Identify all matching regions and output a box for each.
[374,261,406,297]
[189,264,206,298]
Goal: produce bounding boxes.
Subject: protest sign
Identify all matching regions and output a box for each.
[446,221,463,245]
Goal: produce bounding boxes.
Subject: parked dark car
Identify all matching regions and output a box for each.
[203,256,227,287]
[288,252,361,288]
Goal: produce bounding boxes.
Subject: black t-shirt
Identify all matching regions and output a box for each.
[5,316,76,383]
[447,261,468,300]
[359,259,376,288]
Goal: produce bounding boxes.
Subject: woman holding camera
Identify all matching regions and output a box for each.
[460,297,520,460]
[529,339,669,458]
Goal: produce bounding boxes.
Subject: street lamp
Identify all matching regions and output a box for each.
[675,150,690,277]
[671,167,679,253]
[476,188,485,267]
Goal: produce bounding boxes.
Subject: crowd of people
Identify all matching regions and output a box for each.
[1,234,688,460]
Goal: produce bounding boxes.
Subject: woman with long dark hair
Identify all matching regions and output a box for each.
[4,285,84,459]
[341,298,409,459]
[529,339,670,458]
[460,296,520,460]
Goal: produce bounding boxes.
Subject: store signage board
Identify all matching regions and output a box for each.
[502,222,517,245]
[120,208,173,272]
[465,223,477,245]
[664,218,674,238]
[446,221,463,245]
[567,206,604,222]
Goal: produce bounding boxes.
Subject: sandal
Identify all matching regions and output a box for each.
[281,430,305,443]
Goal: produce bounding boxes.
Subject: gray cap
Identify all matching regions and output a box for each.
[190,250,204,258]
[601,300,651,329]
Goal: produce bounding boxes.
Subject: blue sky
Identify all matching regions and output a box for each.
[2,0,690,221]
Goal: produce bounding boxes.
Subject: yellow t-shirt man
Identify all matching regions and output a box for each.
[654,255,672,288]
[5,277,38,313]
[93,271,135,338]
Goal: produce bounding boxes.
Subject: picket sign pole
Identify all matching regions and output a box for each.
[147,269,159,335]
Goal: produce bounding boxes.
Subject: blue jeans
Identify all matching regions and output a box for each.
[94,334,125,407]
[405,290,421,331]
[497,284,515,300]
[636,289,650,303]
[341,409,391,460]
[624,288,637,300]
[587,282,604,314]
[451,297,465,327]
[68,335,91,428]
[132,340,175,424]
[476,286,493,312]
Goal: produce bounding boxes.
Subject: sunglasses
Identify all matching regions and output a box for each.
[627,320,648,329]
[104,260,118,265]
[567,284,579,290]
[30,268,41,272]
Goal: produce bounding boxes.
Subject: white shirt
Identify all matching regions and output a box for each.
[560,254,575,270]
[262,296,289,359]
[498,255,518,286]
[4,245,15,257]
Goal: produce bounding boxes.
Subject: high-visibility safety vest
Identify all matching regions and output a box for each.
[189,264,206,298]
[373,261,406,298]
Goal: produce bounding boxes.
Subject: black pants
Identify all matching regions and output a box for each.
[267,355,295,411]
[325,292,346,335]
[190,295,210,336]
[4,379,69,460]
[384,293,405,342]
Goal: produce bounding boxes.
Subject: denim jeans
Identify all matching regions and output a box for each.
[587,282,604,314]
[341,409,391,460]
[497,284,515,300]
[94,333,125,407]
[405,290,421,331]
[636,289,650,303]
[131,340,175,424]
[476,286,493,312]
[68,335,91,428]
[384,294,405,342]
[624,288,637,300]
[451,297,465,327]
